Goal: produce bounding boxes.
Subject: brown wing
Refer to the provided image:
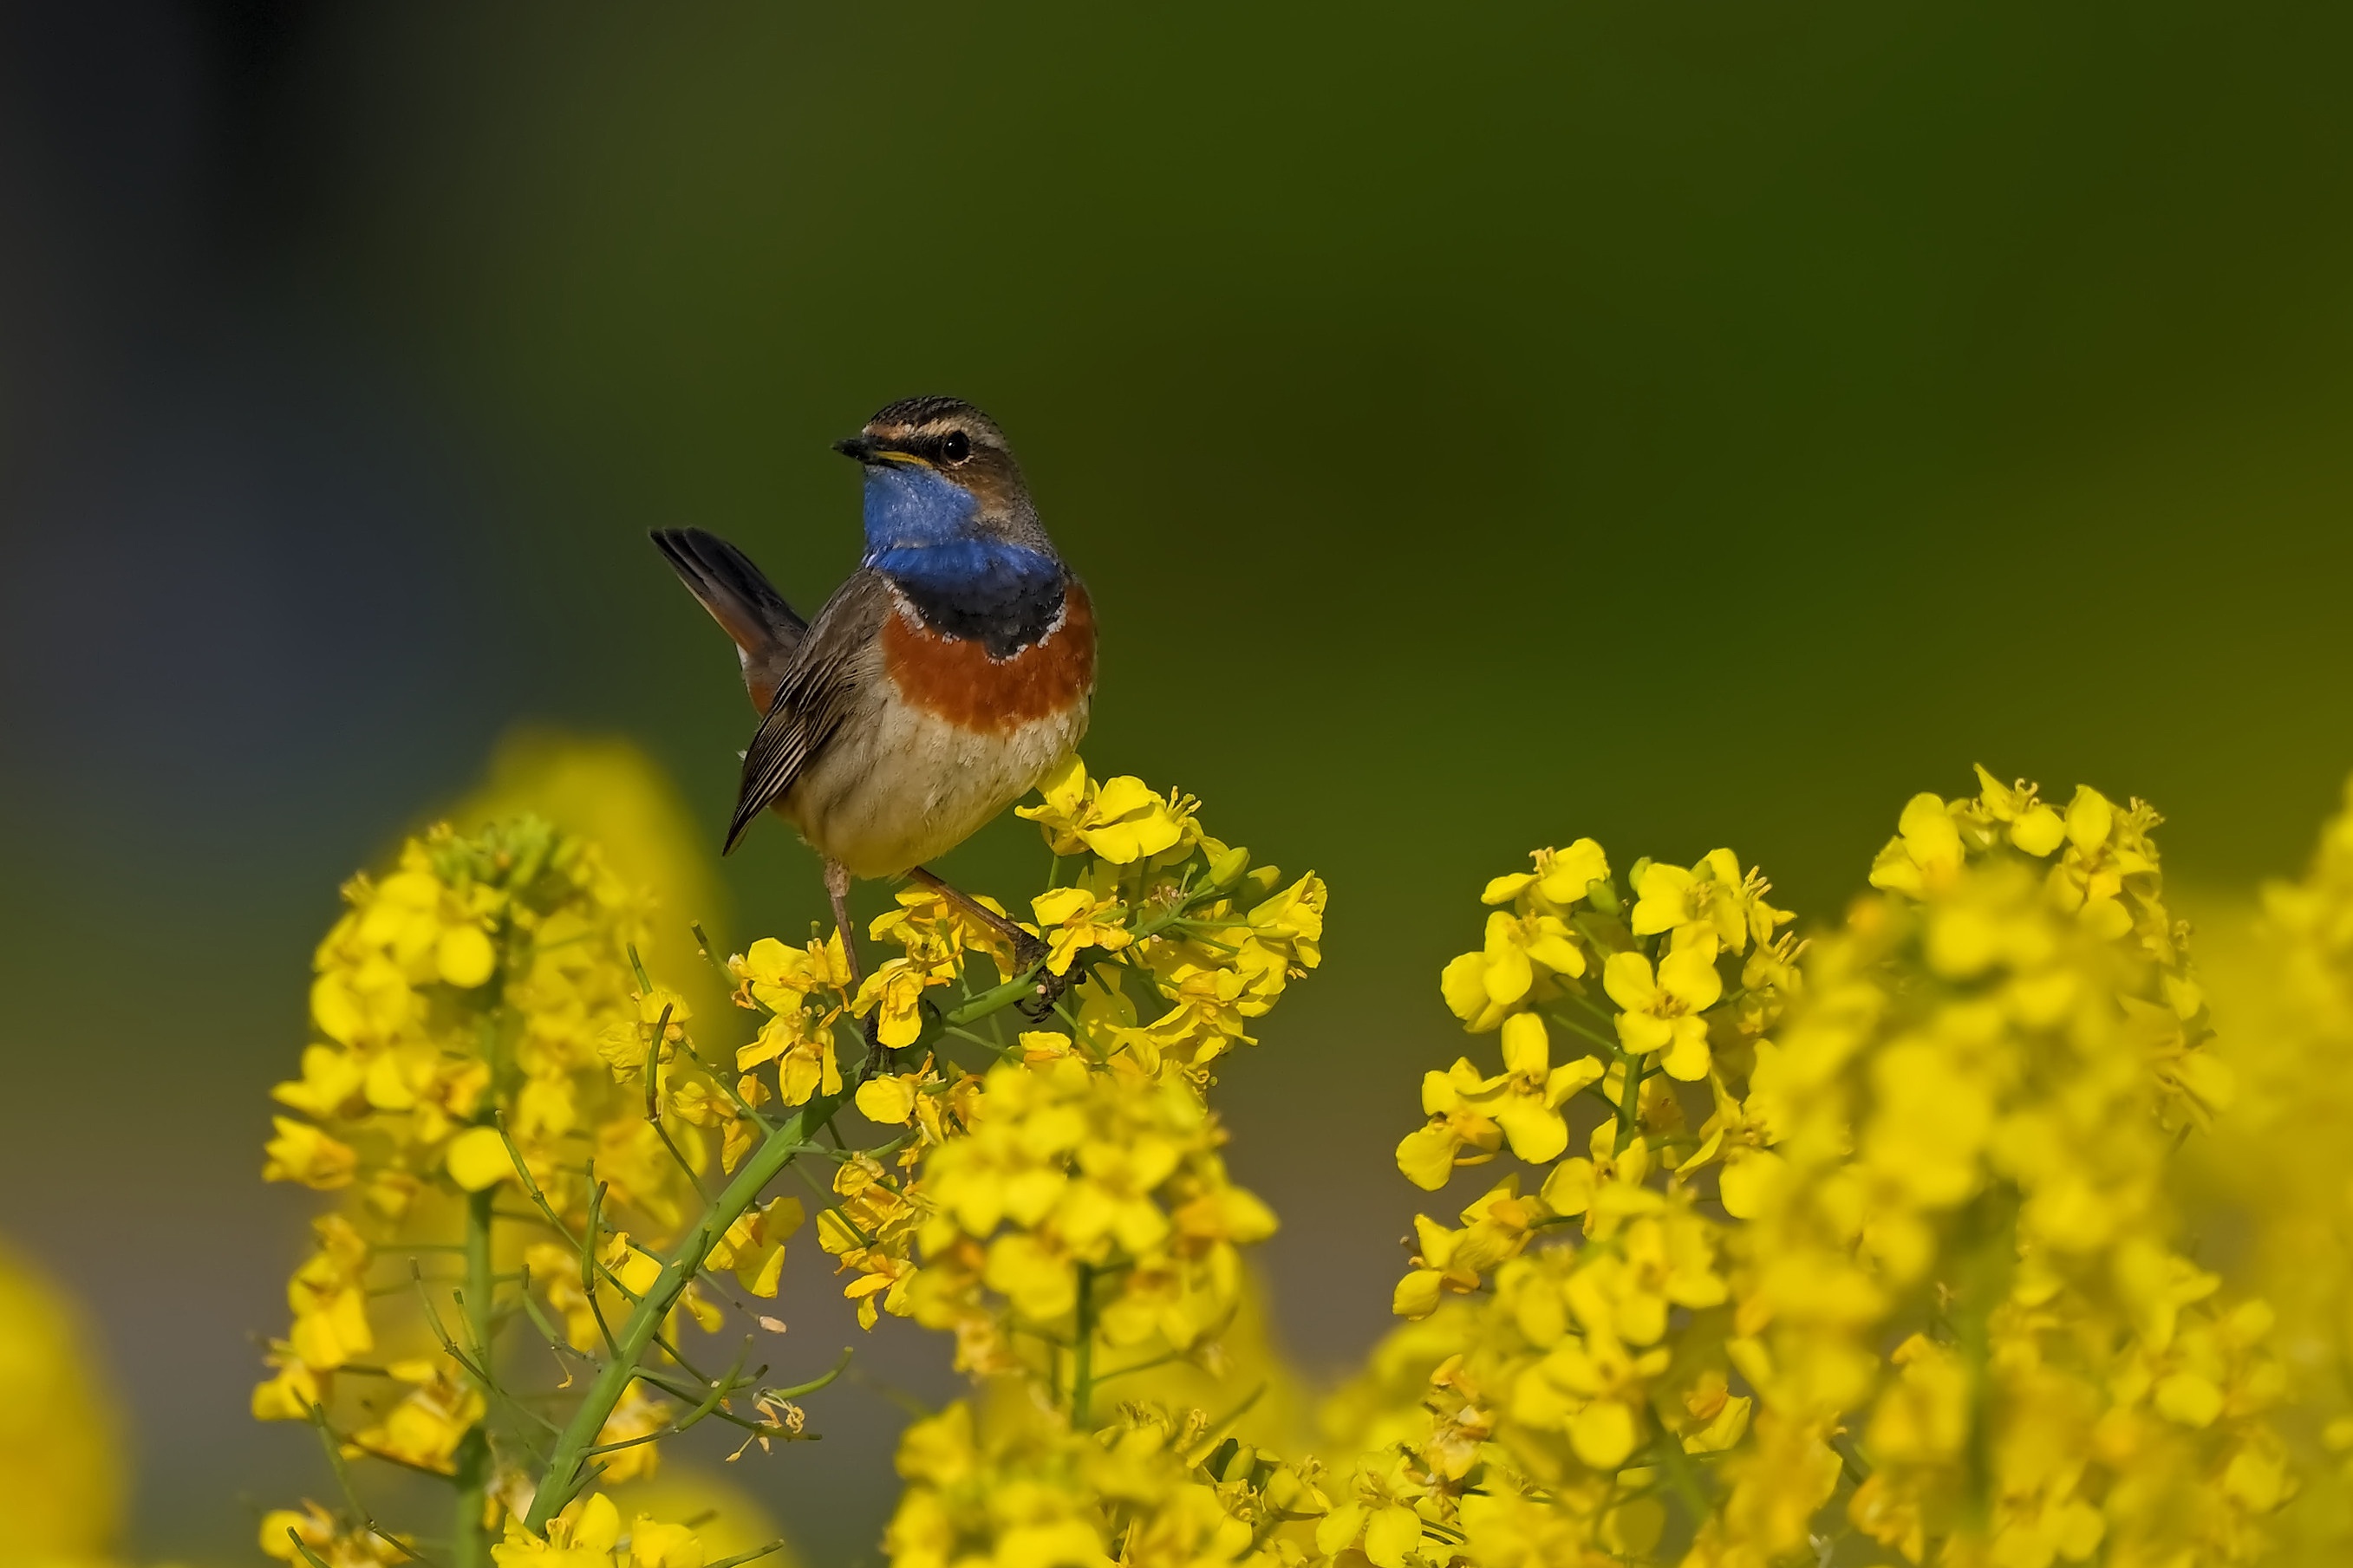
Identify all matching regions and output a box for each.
[724,569,894,853]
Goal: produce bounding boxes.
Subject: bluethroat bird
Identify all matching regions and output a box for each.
[652,395,1095,1034]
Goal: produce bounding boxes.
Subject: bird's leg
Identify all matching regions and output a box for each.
[908,866,1065,1020]
[826,859,888,1078]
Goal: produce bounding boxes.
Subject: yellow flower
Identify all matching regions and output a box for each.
[492,1493,694,1568]
[1539,1119,1655,1234]
[853,955,944,1049]
[737,1007,842,1106]
[1677,1071,1788,1220]
[1483,838,1612,916]
[251,1340,327,1422]
[1029,884,1135,976]
[348,1363,484,1475]
[1015,755,1195,863]
[262,1500,408,1567]
[628,1515,705,1568]
[707,1196,806,1298]
[1246,871,1327,970]
[1603,937,1724,1080]
[1440,909,1587,1032]
[872,883,1017,977]
[1395,1060,1505,1191]
[598,1231,663,1298]
[263,1116,359,1189]
[1514,1324,1668,1469]
[666,1075,759,1173]
[1868,791,1966,896]
[525,1241,606,1353]
[571,1382,671,1487]
[286,1215,373,1370]
[1125,939,1289,1062]
[1632,849,1739,946]
[272,1044,368,1120]
[1464,1013,1603,1165]
[734,932,852,1014]
[1393,1177,1550,1318]
[1966,764,2067,856]
[2046,784,2155,939]
[855,1063,930,1125]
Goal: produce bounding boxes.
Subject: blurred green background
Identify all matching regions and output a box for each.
[4,2,2352,1560]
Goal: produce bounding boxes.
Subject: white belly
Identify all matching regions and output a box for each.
[782,686,1089,879]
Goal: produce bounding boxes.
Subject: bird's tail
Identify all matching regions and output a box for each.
[650,529,808,699]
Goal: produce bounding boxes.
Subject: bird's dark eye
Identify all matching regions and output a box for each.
[940,430,972,465]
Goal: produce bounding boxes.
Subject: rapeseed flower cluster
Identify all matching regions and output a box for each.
[251,745,1326,1568]
[883,1389,1330,1568]
[1341,767,2289,1568]
[761,757,1323,1383]
[2175,776,2353,1565]
[237,738,2353,1567]
[250,740,857,1568]
[254,809,757,1568]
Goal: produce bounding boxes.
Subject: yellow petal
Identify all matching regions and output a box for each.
[1397,1124,1463,1191]
[629,1517,705,1568]
[444,1126,514,1192]
[2064,786,2114,851]
[435,924,497,988]
[1392,1271,1442,1318]
[1524,919,1587,977]
[747,1242,786,1298]
[1615,1010,1672,1056]
[1316,1503,1367,1558]
[1544,1055,1606,1107]
[1658,943,1724,1010]
[1630,864,1692,936]
[2011,804,2065,856]
[1499,1012,1549,1077]
[1719,1148,1787,1218]
[571,1493,622,1553]
[1602,951,1658,1012]
[1482,872,1537,905]
[1541,1159,1596,1215]
[2154,1371,2223,1428]
[1660,1020,1711,1082]
[1483,942,1533,1007]
[1364,1506,1423,1568]
[1570,1398,1639,1468]
[1439,953,1493,1026]
[1495,1097,1568,1165]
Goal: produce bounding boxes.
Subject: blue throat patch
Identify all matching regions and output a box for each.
[860,461,979,554]
[861,463,1065,656]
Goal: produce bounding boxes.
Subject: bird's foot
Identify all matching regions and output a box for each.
[1013,932,1068,1022]
[857,1012,892,1083]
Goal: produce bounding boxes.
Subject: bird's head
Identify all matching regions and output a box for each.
[837,395,1052,563]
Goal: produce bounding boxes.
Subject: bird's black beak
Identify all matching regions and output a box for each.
[833,434,881,463]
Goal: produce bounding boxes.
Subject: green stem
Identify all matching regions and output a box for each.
[1613,1051,1646,1145]
[1070,1261,1097,1430]
[525,1089,844,1533]
[1952,1192,2015,1543]
[1649,1430,1712,1526]
[453,1187,496,1568]
[522,930,1052,1533]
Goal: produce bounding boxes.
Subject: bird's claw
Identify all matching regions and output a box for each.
[857,1012,892,1083]
[1012,932,1066,1022]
